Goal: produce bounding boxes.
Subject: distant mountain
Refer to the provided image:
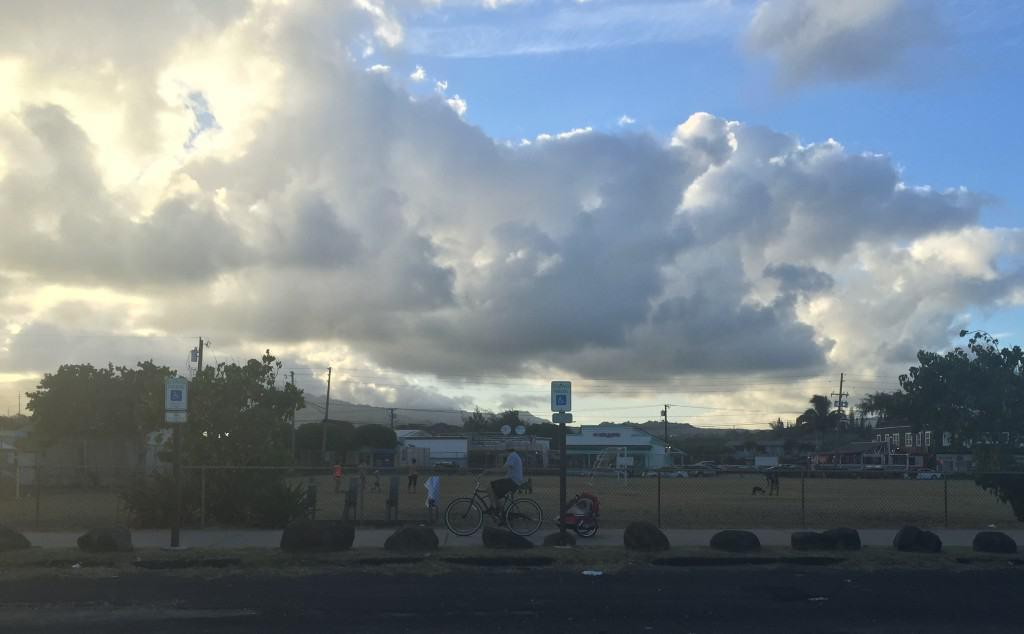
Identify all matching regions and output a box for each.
[293,398,552,428]
[611,420,734,437]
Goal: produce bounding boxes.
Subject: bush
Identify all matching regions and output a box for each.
[975,473,1024,521]
[121,471,200,528]
[121,470,309,529]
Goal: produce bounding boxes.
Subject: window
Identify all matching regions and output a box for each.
[916,432,922,447]
[925,431,932,447]
[875,434,881,442]
[905,433,913,446]
[942,432,952,447]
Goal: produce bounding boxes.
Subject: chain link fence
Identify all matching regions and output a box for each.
[3,465,1021,531]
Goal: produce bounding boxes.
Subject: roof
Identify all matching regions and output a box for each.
[397,430,430,439]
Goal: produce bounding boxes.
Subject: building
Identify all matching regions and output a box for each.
[728,439,788,463]
[565,424,674,471]
[466,434,549,469]
[398,434,470,469]
[395,431,552,470]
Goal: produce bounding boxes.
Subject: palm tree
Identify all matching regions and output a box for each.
[796,395,843,434]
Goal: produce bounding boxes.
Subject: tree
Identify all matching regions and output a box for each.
[123,351,308,528]
[352,424,397,449]
[877,333,1024,519]
[795,395,843,434]
[26,361,173,455]
[182,351,304,467]
[493,410,522,430]
[859,391,910,425]
[768,418,787,436]
[895,332,1024,439]
[295,420,354,454]
[462,408,491,432]
[461,408,524,433]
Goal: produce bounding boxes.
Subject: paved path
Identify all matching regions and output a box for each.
[22,527,1024,549]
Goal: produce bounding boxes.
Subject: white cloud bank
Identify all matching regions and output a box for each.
[0,1,1019,416]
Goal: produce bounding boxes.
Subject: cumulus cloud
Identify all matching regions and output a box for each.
[410,65,427,81]
[618,114,635,126]
[747,0,943,84]
[445,94,468,117]
[0,0,1020,419]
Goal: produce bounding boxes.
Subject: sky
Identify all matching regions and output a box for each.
[0,0,1021,429]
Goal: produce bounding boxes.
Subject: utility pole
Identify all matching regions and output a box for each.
[320,367,332,458]
[290,371,297,458]
[388,408,396,430]
[831,372,849,431]
[197,337,204,373]
[657,404,671,528]
[663,404,671,453]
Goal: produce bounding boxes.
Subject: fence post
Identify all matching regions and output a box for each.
[200,467,207,529]
[656,472,662,528]
[800,470,806,529]
[943,477,949,528]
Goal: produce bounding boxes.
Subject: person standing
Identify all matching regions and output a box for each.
[333,463,343,493]
[407,458,419,493]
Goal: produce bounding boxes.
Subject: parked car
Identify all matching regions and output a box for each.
[916,469,943,480]
[766,464,802,472]
[432,461,459,472]
[693,461,721,470]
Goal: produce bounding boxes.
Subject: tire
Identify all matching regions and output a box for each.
[444,497,483,536]
[504,498,543,536]
[574,517,598,538]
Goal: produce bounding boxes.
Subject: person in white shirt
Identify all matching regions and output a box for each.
[489,447,525,515]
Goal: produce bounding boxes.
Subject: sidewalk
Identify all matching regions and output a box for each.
[22,527,1024,550]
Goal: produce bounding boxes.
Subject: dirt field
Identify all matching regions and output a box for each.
[3,473,1020,531]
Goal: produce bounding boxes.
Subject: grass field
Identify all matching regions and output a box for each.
[2,472,1020,531]
[318,472,1023,530]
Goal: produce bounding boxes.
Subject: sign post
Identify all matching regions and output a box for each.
[164,377,189,548]
[551,381,572,539]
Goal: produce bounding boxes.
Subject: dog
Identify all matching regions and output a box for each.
[751,486,766,496]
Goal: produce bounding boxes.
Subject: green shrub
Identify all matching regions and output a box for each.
[121,470,309,528]
[121,471,200,528]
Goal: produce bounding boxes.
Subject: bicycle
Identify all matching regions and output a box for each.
[444,475,544,537]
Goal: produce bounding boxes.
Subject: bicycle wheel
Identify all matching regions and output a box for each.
[574,517,598,538]
[504,498,543,536]
[444,497,484,536]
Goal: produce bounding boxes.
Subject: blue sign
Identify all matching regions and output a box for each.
[550,381,572,412]
[170,390,183,402]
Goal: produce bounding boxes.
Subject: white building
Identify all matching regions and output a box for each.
[399,434,470,469]
[565,424,671,471]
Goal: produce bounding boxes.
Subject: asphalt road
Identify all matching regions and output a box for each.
[2,565,1021,633]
